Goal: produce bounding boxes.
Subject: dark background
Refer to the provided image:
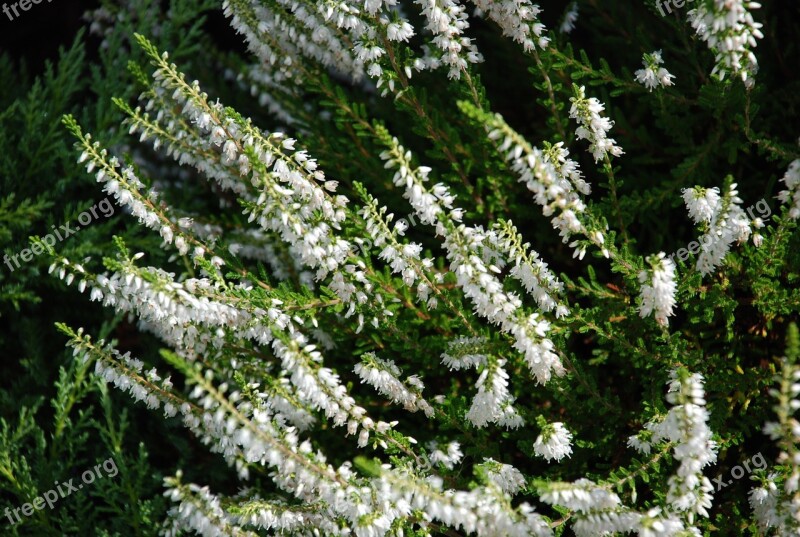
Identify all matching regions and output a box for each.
[0,2,97,67]
[0,1,239,72]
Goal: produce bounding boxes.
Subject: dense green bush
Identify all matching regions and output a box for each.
[1,3,225,535]
[3,0,800,535]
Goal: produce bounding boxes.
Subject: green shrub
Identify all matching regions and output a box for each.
[5,0,800,535]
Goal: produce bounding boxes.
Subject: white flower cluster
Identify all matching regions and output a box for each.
[471,0,549,52]
[539,479,621,513]
[135,42,397,332]
[227,497,341,535]
[681,183,754,276]
[559,2,579,34]
[439,337,522,427]
[481,459,526,495]
[63,4,789,533]
[380,133,564,385]
[490,129,587,243]
[533,422,573,462]
[79,333,414,534]
[130,88,253,199]
[415,0,483,79]
[475,107,609,261]
[683,185,720,224]
[749,478,789,535]
[427,440,464,469]
[443,225,564,384]
[174,80,351,280]
[540,480,637,535]
[223,0,425,101]
[69,336,250,476]
[538,479,686,536]
[52,258,261,356]
[360,193,440,308]
[634,50,675,91]
[662,371,717,524]
[749,358,800,535]
[355,353,435,417]
[637,252,678,327]
[385,469,553,537]
[490,221,570,318]
[440,336,488,370]
[627,426,656,455]
[275,333,399,449]
[569,85,624,163]
[91,346,175,415]
[76,136,195,255]
[163,478,260,537]
[122,46,360,288]
[687,0,763,85]
[157,364,432,536]
[630,370,718,526]
[164,473,345,536]
[466,358,524,428]
[777,159,800,220]
[54,249,397,450]
[225,0,364,82]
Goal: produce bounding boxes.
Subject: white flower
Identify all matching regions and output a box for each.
[682,186,721,224]
[637,508,686,537]
[638,252,677,327]
[471,0,550,51]
[386,21,415,42]
[627,430,653,455]
[428,441,463,469]
[534,422,573,462]
[222,139,238,162]
[682,183,752,276]
[749,482,781,531]
[688,0,763,84]
[648,370,718,524]
[635,50,675,91]
[465,359,524,429]
[415,0,483,79]
[483,459,526,495]
[777,159,800,220]
[441,336,488,370]
[560,2,579,34]
[354,353,434,417]
[225,0,367,81]
[569,85,624,162]
[750,360,800,534]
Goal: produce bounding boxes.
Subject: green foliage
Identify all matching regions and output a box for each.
[1,2,238,534]
[3,0,800,535]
